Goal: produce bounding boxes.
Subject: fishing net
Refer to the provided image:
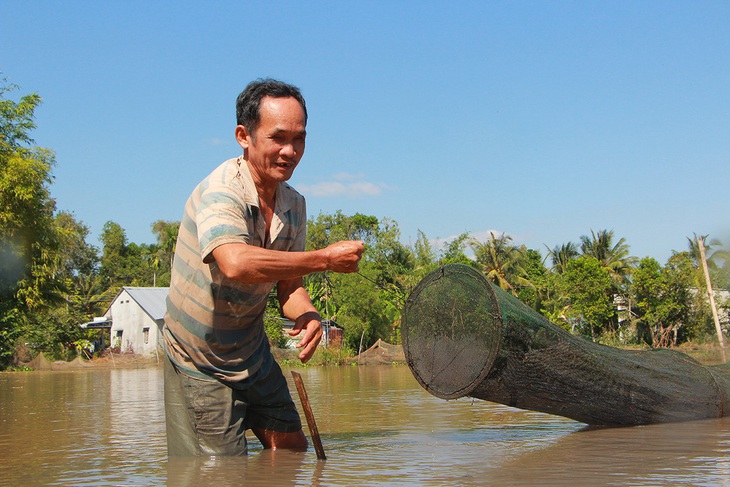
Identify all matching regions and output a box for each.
[402,264,730,425]
[355,339,405,365]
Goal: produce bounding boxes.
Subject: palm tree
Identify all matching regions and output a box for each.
[546,242,579,274]
[152,220,180,269]
[579,229,637,285]
[687,234,724,271]
[470,232,527,293]
[72,272,114,317]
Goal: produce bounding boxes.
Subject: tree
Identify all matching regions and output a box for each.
[546,242,579,274]
[334,264,394,350]
[687,234,723,271]
[99,221,153,287]
[438,232,474,267]
[719,254,730,290]
[55,211,99,279]
[1,78,40,155]
[550,256,614,337]
[687,234,728,292]
[517,248,548,311]
[307,211,379,249]
[413,230,438,276]
[367,218,414,304]
[150,220,179,286]
[50,212,107,353]
[470,232,527,294]
[579,229,637,286]
[0,78,63,365]
[632,256,694,347]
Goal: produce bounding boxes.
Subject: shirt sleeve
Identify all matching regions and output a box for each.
[196,176,254,264]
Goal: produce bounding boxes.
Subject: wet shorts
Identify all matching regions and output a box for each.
[164,354,302,456]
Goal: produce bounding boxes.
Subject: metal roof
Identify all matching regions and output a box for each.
[120,287,169,322]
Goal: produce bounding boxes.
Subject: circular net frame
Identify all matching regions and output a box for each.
[402,264,502,399]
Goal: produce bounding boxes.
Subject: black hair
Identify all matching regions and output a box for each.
[235,78,307,135]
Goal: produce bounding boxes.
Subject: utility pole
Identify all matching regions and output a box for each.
[698,237,726,364]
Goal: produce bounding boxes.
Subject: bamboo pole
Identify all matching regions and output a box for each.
[291,371,326,460]
[698,237,726,363]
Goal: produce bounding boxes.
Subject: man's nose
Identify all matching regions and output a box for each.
[280,143,296,158]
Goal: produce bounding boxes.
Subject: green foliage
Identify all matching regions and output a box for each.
[0,78,40,155]
[413,230,438,274]
[149,220,179,286]
[0,304,24,365]
[719,257,730,290]
[471,232,528,294]
[264,303,288,349]
[517,248,548,311]
[330,265,395,350]
[0,77,64,366]
[55,211,99,278]
[633,257,685,346]
[310,343,356,366]
[547,256,614,337]
[546,242,579,274]
[25,305,93,361]
[579,229,637,293]
[439,232,474,267]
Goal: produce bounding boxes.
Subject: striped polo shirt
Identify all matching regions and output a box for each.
[163,156,307,387]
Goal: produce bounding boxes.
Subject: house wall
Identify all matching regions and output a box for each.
[108,290,162,356]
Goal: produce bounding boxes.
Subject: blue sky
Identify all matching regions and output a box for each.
[2,1,729,264]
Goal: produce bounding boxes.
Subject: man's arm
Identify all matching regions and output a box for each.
[211,240,364,283]
[211,239,364,363]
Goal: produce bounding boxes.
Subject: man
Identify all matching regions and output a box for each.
[163,79,365,456]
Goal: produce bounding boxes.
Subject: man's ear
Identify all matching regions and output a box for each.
[235,125,251,150]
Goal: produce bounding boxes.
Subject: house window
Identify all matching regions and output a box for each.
[143,327,150,345]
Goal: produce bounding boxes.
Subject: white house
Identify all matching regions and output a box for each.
[106,287,169,356]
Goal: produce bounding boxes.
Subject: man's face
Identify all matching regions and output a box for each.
[238,96,307,187]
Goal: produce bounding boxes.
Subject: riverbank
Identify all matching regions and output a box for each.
[15,351,162,371]
[11,339,407,371]
[8,340,724,372]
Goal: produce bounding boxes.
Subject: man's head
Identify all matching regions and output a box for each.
[235,79,308,189]
[236,79,308,137]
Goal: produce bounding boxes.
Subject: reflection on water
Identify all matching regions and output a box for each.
[1,365,729,486]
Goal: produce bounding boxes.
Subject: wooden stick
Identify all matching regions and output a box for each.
[291,371,327,460]
[698,237,727,363]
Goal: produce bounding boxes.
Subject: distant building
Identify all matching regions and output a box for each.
[85,287,169,356]
[281,319,343,349]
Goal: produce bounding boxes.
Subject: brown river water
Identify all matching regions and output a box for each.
[1,364,729,486]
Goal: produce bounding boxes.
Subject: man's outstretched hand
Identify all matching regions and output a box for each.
[324,240,365,273]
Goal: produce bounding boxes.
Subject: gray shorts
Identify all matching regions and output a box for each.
[164,354,302,456]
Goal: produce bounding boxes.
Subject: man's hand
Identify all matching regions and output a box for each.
[325,240,365,273]
[289,311,323,363]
